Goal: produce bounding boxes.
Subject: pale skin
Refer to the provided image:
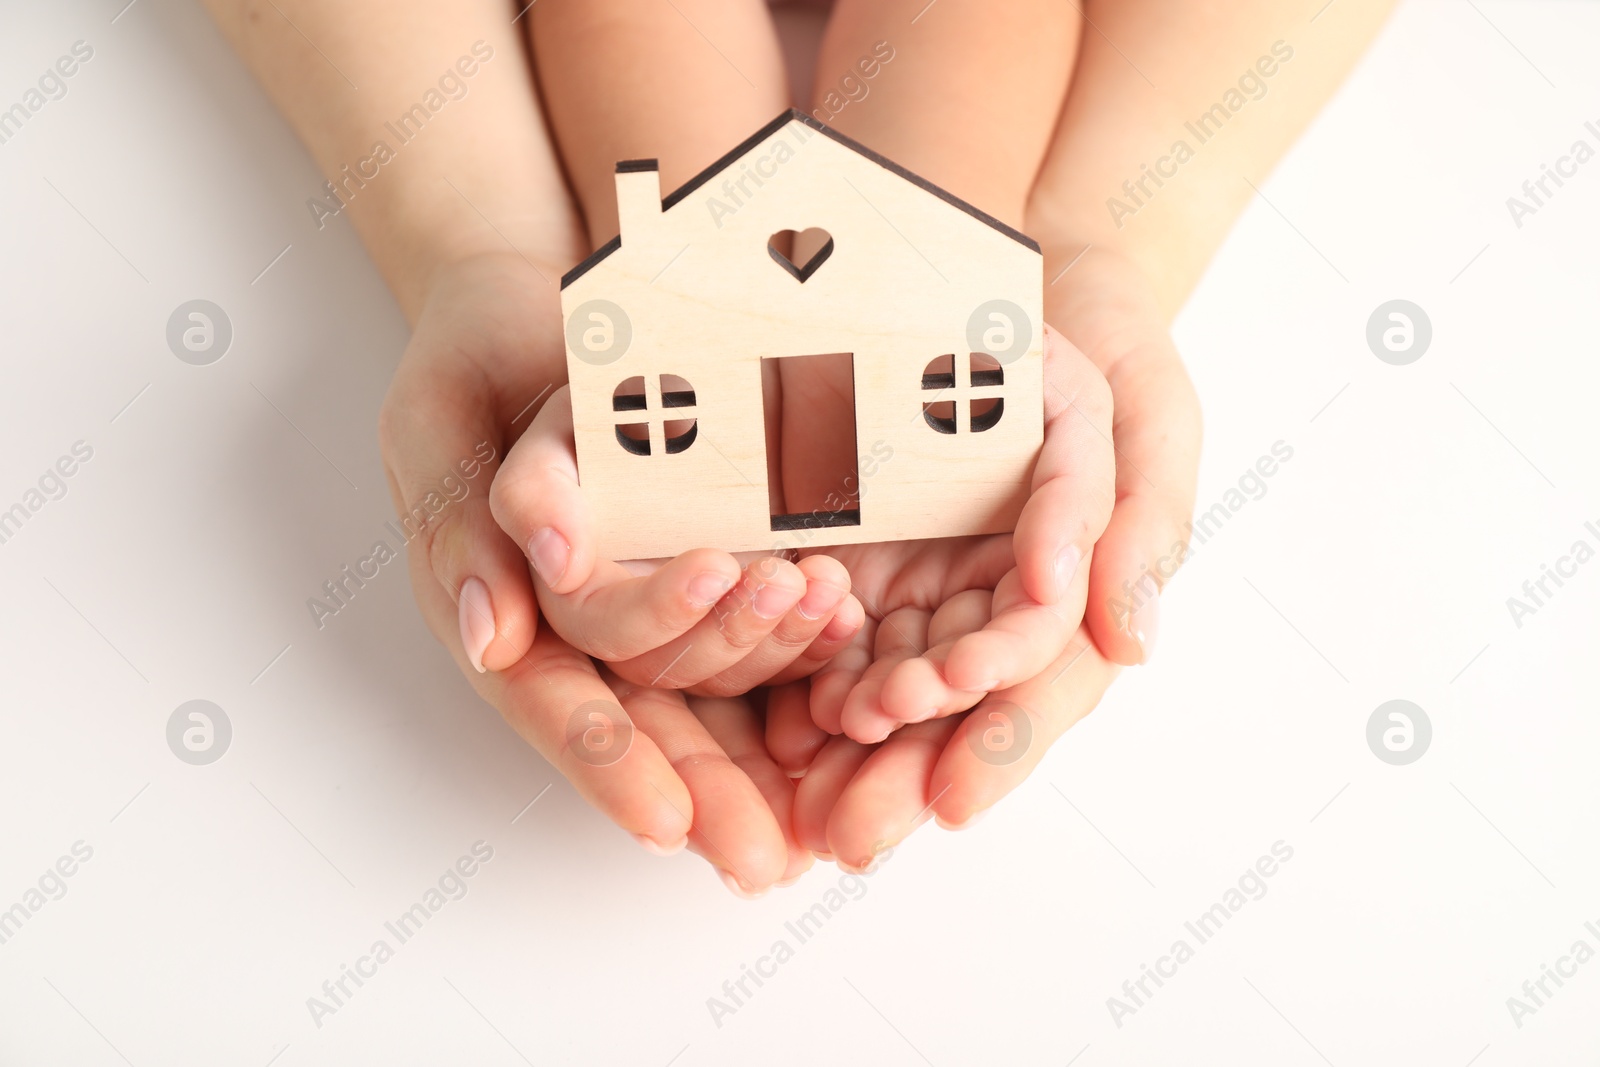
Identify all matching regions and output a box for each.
[205,0,1393,882]
[513,0,1113,744]
[777,0,1397,863]
[202,0,816,893]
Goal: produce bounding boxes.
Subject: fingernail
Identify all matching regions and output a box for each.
[1130,592,1161,663]
[820,612,860,642]
[1055,543,1082,600]
[688,571,735,607]
[936,809,989,832]
[457,576,495,674]
[796,581,847,621]
[717,869,766,900]
[631,832,686,857]
[751,581,803,620]
[527,527,570,587]
[811,850,835,862]
[838,855,883,875]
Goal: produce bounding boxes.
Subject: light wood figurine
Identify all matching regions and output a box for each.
[560,109,1044,559]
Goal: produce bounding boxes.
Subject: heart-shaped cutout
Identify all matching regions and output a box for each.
[767,228,834,283]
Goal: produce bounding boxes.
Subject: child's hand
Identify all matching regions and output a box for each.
[767,246,1202,866]
[789,326,1118,745]
[489,388,866,697]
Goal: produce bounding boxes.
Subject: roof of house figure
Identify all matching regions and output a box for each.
[560,108,1040,289]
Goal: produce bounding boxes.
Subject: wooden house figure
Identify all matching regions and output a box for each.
[560,109,1044,559]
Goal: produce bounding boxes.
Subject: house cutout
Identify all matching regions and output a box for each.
[560,109,1044,560]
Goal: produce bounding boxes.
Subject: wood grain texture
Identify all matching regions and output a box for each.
[561,111,1044,559]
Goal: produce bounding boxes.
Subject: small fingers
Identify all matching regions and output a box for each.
[808,615,876,735]
[763,593,867,687]
[765,679,830,778]
[839,607,930,744]
[940,560,1090,694]
[688,555,857,696]
[537,548,741,662]
[617,555,807,688]
[876,589,992,724]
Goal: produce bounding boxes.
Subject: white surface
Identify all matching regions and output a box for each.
[1,1,1597,1064]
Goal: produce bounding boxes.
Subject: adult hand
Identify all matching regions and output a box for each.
[379,252,811,890]
[768,246,1202,866]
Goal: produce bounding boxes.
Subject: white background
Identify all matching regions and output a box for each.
[1,1,1597,1064]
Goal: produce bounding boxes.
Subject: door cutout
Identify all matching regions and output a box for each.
[762,352,861,533]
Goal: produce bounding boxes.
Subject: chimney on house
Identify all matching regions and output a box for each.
[615,159,662,238]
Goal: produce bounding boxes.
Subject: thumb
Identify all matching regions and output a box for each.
[379,361,541,674]
[488,384,600,595]
[1084,344,1201,665]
